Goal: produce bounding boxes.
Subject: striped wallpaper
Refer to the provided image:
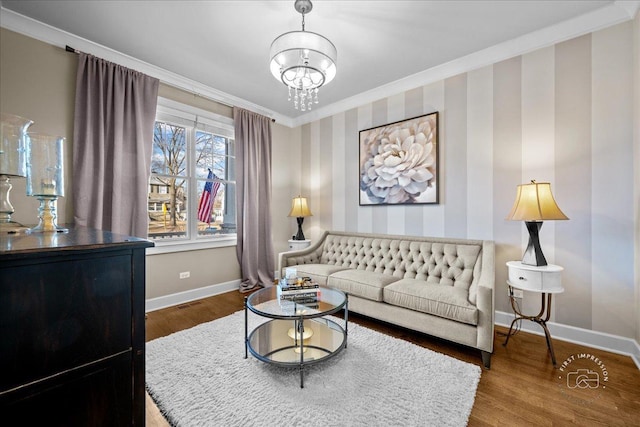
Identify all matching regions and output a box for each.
[299,21,636,339]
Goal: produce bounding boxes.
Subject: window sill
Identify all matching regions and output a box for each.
[146,235,237,255]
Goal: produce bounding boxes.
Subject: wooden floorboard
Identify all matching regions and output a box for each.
[145,290,640,426]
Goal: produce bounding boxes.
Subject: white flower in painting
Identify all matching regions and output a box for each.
[360,116,436,204]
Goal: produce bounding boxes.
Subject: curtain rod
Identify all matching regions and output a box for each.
[64,45,276,123]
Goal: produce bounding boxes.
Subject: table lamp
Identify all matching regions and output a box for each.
[26,133,68,233]
[0,113,33,233]
[506,180,568,266]
[288,195,312,240]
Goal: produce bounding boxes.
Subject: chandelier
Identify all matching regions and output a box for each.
[269,0,337,111]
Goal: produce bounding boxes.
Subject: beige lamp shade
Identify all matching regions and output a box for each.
[506,180,568,266]
[506,181,568,221]
[288,196,313,218]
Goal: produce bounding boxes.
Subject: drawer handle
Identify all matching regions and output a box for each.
[518,276,526,280]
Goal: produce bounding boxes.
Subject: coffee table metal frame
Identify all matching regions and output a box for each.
[244,286,348,388]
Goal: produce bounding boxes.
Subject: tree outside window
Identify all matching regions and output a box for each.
[148,109,235,241]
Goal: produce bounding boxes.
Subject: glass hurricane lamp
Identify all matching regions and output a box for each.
[0,112,33,234]
[26,133,68,233]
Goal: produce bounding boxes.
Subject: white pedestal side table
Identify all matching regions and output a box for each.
[288,239,311,251]
[503,261,564,366]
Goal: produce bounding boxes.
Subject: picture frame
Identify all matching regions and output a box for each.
[359,111,439,206]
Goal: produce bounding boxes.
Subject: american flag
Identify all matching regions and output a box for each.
[197,169,221,224]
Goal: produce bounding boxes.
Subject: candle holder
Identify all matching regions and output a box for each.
[0,113,33,234]
[26,133,67,233]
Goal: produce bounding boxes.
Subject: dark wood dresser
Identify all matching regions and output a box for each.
[0,226,153,426]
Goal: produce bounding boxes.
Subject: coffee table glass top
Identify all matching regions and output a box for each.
[246,286,346,319]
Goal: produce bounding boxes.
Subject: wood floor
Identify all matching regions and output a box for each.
[145,290,640,426]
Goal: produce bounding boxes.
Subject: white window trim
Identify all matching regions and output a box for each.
[147,97,237,254]
[156,98,234,136]
[146,235,237,255]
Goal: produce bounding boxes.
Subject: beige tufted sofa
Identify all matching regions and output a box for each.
[278,230,495,368]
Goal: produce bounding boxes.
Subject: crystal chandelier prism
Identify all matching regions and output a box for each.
[269,0,337,111]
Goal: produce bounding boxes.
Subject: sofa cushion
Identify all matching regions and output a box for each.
[383,279,478,325]
[327,269,401,302]
[288,264,350,286]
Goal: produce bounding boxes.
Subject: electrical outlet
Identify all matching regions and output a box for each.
[511,289,524,298]
[179,271,190,279]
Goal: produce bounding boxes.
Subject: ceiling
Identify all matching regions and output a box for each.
[1,1,635,126]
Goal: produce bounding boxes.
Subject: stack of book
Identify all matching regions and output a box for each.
[277,279,320,306]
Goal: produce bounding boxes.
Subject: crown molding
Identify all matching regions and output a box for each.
[0,6,294,128]
[291,0,640,127]
[616,0,640,18]
[2,2,637,129]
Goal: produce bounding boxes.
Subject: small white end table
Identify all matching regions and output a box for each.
[503,261,564,366]
[288,239,311,251]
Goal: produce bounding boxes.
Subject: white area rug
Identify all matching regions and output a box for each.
[146,311,481,427]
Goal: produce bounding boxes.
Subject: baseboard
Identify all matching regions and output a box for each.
[495,310,640,370]
[145,279,241,313]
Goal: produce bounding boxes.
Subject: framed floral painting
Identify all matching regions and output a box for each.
[359,112,439,206]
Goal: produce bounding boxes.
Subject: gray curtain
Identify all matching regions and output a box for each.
[73,53,159,237]
[234,107,275,292]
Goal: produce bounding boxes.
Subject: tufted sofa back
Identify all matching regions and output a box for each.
[320,233,482,290]
[281,231,491,305]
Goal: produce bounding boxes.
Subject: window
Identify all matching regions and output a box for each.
[147,98,236,250]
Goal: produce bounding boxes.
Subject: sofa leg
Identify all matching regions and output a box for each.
[481,351,491,369]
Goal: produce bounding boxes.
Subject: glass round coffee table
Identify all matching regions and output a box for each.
[244,286,348,388]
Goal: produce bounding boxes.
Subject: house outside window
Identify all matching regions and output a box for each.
[147,98,236,252]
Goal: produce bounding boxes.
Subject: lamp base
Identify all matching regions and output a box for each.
[293,217,306,240]
[30,196,68,233]
[287,327,314,341]
[0,220,30,235]
[0,174,29,234]
[522,221,547,266]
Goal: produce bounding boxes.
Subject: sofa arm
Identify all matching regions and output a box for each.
[475,240,495,354]
[277,231,328,276]
[476,284,494,353]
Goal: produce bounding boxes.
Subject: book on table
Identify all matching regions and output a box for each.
[279,277,317,288]
[279,286,320,295]
[278,286,319,303]
[278,300,320,314]
[279,290,319,300]
[278,279,319,295]
[280,294,318,303]
[277,279,320,311]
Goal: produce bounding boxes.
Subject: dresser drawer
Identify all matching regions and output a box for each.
[0,253,132,393]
